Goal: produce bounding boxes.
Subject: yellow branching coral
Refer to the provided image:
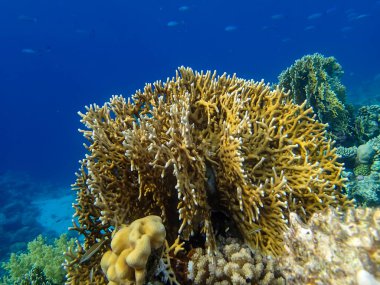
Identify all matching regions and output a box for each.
[65,67,351,283]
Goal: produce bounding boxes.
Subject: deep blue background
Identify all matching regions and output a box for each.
[0,0,379,185]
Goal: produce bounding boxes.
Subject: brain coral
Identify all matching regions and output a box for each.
[65,67,350,283]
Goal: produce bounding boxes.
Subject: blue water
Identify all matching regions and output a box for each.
[0,0,379,270]
[0,0,379,184]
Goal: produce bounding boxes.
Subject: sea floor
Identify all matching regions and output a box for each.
[32,194,74,236]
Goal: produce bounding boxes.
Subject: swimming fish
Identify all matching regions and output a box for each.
[21,48,37,54]
[167,21,179,27]
[80,239,107,263]
[178,6,189,12]
[304,25,315,31]
[248,224,262,235]
[271,14,284,20]
[18,15,37,23]
[307,13,322,20]
[224,25,237,32]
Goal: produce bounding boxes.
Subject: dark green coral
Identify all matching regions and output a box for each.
[355,105,380,143]
[278,53,352,141]
[18,266,52,285]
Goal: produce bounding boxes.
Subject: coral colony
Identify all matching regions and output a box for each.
[64,67,353,284]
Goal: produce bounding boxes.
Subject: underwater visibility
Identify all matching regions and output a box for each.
[0,0,379,285]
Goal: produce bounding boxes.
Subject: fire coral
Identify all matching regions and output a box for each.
[65,67,350,283]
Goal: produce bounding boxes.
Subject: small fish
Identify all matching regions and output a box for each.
[271,14,284,20]
[248,225,262,235]
[89,267,94,283]
[21,48,36,54]
[75,29,88,34]
[326,7,337,14]
[224,25,237,32]
[178,6,189,12]
[341,26,352,33]
[304,25,315,31]
[307,13,322,20]
[18,15,37,23]
[355,14,369,20]
[80,239,106,263]
[167,21,179,27]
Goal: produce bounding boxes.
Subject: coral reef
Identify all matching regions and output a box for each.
[278,53,352,142]
[355,105,380,143]
[1,234,74,285]
[353,164,371,177]
[278,207,380,285]
[101,216,166,285]
[65,67,350,283]
[187,237,285,285]
[342,134,380,205]
[345,172,380,206]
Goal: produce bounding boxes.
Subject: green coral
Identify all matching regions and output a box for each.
[1,234,75,285]
[355,105,380,143]
[278,53,352,141]
[353,164,371,176]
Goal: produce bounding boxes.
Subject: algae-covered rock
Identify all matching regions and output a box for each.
[278,53,353,142]
[356,142,375,165]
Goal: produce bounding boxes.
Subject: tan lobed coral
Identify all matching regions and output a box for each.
[100,215,166,285]
[65,67,350,283]
[278,207,380,285]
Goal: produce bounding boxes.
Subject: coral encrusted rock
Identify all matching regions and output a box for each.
[278,207,380,285]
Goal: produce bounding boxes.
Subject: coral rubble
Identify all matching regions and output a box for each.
[65,67,350,284]
[278,207,380,285]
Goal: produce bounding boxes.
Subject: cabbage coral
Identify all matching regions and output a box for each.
[65,67,350,283]
[278,53,352,141]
